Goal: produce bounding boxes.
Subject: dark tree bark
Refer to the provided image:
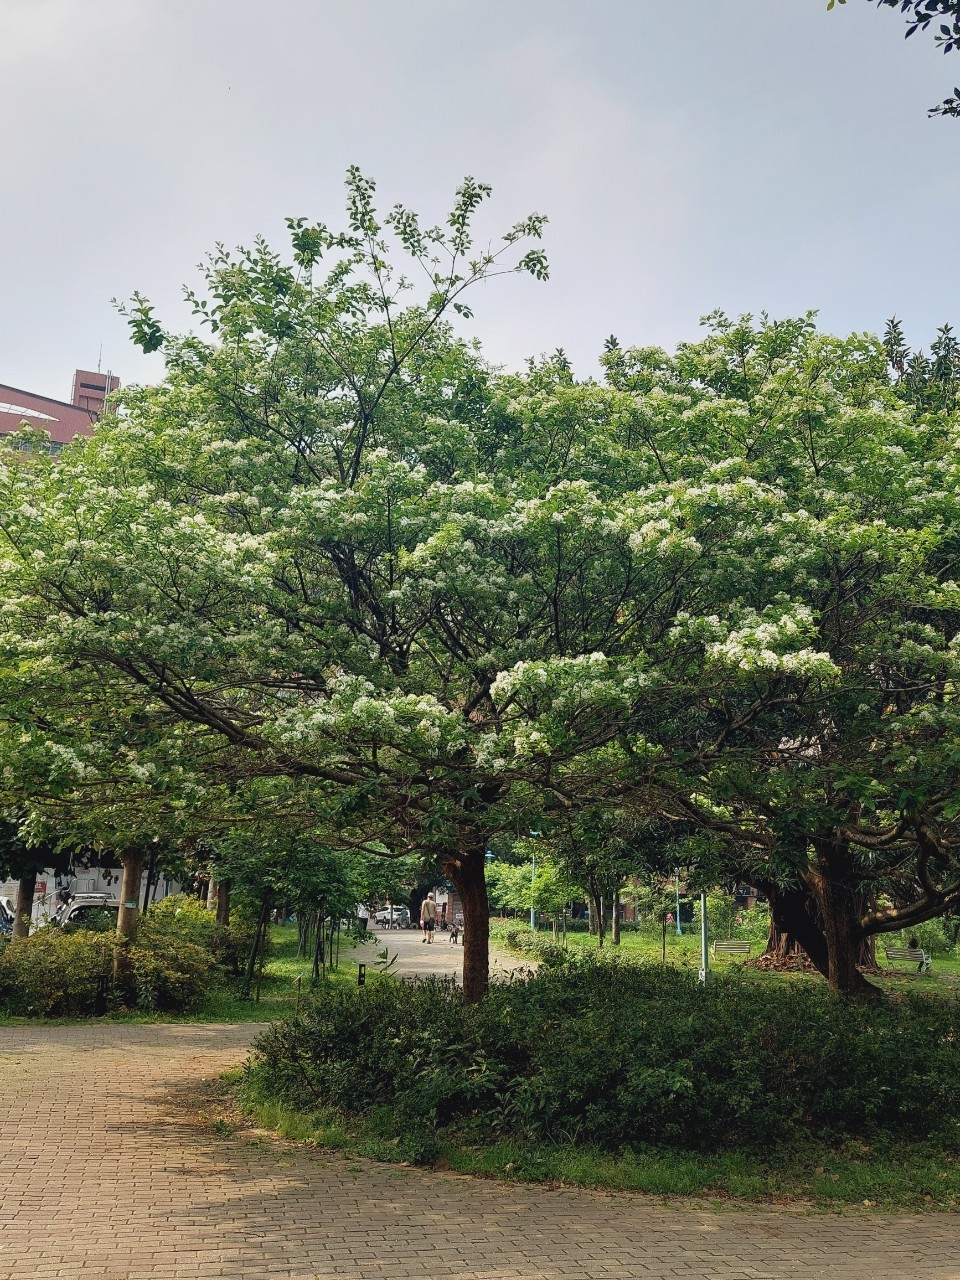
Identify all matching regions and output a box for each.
[763,877,879,979]
[810,838,883,1002]
[215,879,231,928]
[243,895,272,999]
[611,890,621,946]
[12,870,37,941]
[447,849,489,1003]
[141,847,158,915]
[763,883,830,977]
[586,889,606,946]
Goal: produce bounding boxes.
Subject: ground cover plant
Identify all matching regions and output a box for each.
[250,961,960,1158]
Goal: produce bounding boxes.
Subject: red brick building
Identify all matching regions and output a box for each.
[0,369,118,452]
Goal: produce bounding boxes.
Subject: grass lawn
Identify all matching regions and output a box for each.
[489,918,960,998]
[191,923,356,1022]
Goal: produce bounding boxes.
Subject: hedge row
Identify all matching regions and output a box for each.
[0,894,256,1016]
[253,959,960,1154]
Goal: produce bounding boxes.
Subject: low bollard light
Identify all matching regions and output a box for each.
[357,962,366,987]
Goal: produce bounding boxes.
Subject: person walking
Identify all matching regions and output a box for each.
[420,892,437,944]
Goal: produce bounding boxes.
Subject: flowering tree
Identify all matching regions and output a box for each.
[603,314,960,997]
[0,173,696,1000]
[4,172,960,1003]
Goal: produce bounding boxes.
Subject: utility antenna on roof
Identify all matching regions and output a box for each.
[97,345,102,374]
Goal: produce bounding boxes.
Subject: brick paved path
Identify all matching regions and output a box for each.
[1,1024,958,1280]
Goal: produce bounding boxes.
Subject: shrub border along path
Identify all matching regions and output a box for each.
[1,1021,960,1280]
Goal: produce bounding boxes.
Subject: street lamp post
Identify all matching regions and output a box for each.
[529,830,541,931]
[699,890,711,985]
[675,873,682,936]
[530,844,536,930]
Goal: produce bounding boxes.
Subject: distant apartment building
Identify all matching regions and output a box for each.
[0,368,118,452]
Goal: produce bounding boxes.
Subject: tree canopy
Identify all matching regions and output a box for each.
[4,175,960,1000]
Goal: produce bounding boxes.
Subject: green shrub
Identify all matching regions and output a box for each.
[502,928,568,968]
[0,929,113,1016]
[131,934,219,1012]
[253,960,960,1155]
[0,908,226,1016]
[139,892,259,977]
[733,903,771,944]
[139,894,218,950]
[60,907,115,935]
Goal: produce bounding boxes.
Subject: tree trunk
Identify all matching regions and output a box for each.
[243,895,272,999]
[113,850,147,985]
[115,852,146,946]
[206,877,218,911]
[448,850,489,1003]
[611,891,621,946]
[763,883,830,977]
[141,846,158,915]
[810,839,882,1002]
[215,879,231,928]
[591,893,606,948]
[11,870,37,941]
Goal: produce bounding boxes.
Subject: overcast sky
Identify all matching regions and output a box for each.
[2,0,958,399]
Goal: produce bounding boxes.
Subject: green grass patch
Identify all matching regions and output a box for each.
[237,1064,960,1210]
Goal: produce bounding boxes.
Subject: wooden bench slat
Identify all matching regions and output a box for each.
[713,940,751,954]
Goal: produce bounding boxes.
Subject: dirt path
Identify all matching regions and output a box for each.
[0,1022,958,1279]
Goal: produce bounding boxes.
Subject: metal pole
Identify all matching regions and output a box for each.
[530,845,536,930]
[675,872,682,935]
[699,890,711,984]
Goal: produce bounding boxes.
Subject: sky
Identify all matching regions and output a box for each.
[2,0,958,399]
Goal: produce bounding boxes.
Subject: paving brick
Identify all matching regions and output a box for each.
[1,1023,959,1277]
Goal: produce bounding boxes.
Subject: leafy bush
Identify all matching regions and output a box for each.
[732,903,771,945]
[253,960,960,1155]
[132,934,219,1012]
[140,892,259,976]
[0,910,224,1016]
[139,894,218,950]
[896,918,952,958]
[0,929,114,1016]
[60,907,115,935]
[502,928,568,968]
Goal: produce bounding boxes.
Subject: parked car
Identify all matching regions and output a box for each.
[56,894,120,930]
[373,905,411,928]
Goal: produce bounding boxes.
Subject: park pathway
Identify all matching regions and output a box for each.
[1,1022,959,1280]
[351,923,528,983]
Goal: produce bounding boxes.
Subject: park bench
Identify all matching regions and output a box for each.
[712,939,752,959]
[883,945,932,973]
